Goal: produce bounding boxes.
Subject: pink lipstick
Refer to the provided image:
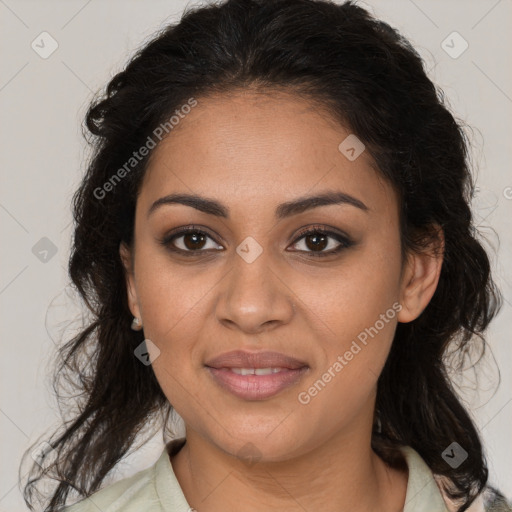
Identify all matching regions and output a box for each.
[205,350,309,400]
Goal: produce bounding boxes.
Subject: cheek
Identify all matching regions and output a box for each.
[295,313,397,438]
[132,254,207,403]
[295,231,402,341]
[132,246,225,369]
[293,237,402,411]
[134,245,213,341]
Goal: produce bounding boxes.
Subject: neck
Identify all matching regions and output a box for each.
[170,418,408,512]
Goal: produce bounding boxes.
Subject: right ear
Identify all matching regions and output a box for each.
[119,242,141,319]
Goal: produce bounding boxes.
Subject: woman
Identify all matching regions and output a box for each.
[21,0,511,511]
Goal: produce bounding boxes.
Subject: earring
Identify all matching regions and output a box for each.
[131,316,143,331]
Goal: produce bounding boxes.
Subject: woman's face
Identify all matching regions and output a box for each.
[121,90,435,462]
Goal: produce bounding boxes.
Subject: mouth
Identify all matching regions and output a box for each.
[204,350,309,400]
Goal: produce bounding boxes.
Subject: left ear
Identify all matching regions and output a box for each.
[397,224,445,323]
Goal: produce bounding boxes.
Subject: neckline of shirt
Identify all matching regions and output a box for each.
[154,438,450,512]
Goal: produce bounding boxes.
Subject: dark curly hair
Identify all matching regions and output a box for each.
[21,0,503,510]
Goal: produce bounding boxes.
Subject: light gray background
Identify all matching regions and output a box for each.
[1,0,511,510]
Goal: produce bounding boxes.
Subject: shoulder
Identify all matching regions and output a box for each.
[438,483,512,512]
[62,456,160,512]
[397,445,511,512]
[61,438,189,512]
[482,486,512,512]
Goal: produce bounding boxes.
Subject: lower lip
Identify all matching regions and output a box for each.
[206,367,308,400]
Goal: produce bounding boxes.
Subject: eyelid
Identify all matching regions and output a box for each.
[288,225,354,257]
[293,224,353,244]
[157,225,223,252]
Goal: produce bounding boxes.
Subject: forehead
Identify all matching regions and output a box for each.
[139,90,397,219]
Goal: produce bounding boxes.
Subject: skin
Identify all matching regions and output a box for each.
[120,89,444,512]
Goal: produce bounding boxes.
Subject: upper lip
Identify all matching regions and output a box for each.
[205,350,308,370]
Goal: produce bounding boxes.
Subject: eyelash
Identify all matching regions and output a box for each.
[158,225,354,258]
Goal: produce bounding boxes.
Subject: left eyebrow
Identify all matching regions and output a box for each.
[147,190,369,219]
[275,191,369,219]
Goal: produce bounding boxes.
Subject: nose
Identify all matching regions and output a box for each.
[215,248,295,334]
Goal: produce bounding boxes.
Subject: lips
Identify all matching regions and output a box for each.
[204,350,308,370]
[204,350,309,400]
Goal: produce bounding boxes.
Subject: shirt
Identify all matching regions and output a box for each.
[63,438,509,512]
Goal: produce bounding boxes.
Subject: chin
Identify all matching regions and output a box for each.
[206,422,313,464]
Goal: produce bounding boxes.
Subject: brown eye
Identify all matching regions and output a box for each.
[181,231,207,250]
[160,226,223,255]
[289,227,354,257]
[304,232,329,252]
